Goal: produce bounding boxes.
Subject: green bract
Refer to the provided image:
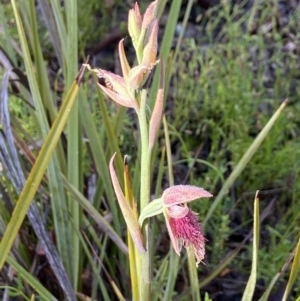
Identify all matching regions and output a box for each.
[139,198,164,226]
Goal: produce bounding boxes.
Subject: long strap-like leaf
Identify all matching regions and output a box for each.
[0,64,83,301]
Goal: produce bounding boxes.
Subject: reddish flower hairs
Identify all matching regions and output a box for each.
[140,185,212,266]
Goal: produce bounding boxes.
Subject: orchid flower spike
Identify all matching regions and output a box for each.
[139,185,212,267]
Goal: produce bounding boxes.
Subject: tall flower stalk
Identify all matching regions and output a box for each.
[137,88,152,299]
[85,1,212,300]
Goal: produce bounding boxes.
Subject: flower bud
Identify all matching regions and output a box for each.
[128,2,142,45]
[127,65,151,90]
[141,0,158,30]
[142,20,158,68]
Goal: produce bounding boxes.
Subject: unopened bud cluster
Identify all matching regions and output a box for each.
[85,0,159,112]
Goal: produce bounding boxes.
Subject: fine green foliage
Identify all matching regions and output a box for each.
[0,0,299,300]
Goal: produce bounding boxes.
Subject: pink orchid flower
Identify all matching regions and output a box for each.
[162,185,212,266]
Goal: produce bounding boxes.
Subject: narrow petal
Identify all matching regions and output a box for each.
[109,153,146,253]
[98,83,134,108]
[84,64,127,95]
[167,205,189,219]
[162,185,213,207]
[84,64,139,110]
[163,209,181,255]
[99,70,131,98]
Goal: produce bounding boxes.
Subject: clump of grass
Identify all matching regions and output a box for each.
[168,0,300,295]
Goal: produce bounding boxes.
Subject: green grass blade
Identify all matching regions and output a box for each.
[162,250,179,301]
[37,0,63,67]
[187,246,201,301]
[27,0,67,171]
[199,247,241,289]
[97,88,123,180]
[49,0,67,67]
[259,243,298,301]
[0,3,17,66]
[1,58,74,301]
[27,0,57,116]
[66,0,78,86]
[0,75,81,269]
[258,273,282,301]
[161,0,193,104]
[79,88,121,234]
[73,219,125,301]
[124,159,139,301]
[26,0,59,119]
[152,254,170,301]
[163,115,174,185]
[85,223,110,300]
[157,0,168,19]
[241,191,260,301]
[65,0,82,289]
[60,172,128,254]
[200,200,273,289]
[282,238,300,301]
[2,1,83,289]
[149,0,182,110]
[203,99,288,227]
[6,256,58,301]
[25,2,72,268]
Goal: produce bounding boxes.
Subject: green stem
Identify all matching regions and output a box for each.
[187,246,201,301]
[137,89,151,301]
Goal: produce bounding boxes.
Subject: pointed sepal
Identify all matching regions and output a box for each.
[149,58,164,150]
[109,153,146,253]
[142,20,159,68]
[97,83,134,108]
[127,65,151,90]
[119,39,131,81]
